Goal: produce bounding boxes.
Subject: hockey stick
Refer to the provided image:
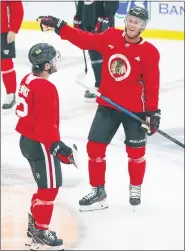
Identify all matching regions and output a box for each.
[68,144,78,168]
[83,50,88,74]
[76,74,185,149]
[74,0,88,74]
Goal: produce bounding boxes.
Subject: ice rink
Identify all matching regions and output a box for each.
[1,30,184,250]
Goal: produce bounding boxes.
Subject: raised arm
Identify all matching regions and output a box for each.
[59,24,110,51]
[38,15,112,52]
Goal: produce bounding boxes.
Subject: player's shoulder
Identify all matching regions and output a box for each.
[21,73,38,84]
[22,73,53,85]
[21,73,57,91]
[142,40,160,56]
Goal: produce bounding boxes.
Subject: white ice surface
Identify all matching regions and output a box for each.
[1,30,184,250]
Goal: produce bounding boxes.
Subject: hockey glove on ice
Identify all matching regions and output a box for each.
[73,16,82,29]
[94,17,111,33]
[141,109,161,136]
[37,16,67,34]
[50,141,77,166]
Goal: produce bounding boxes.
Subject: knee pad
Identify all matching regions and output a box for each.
[126,145,146,162]
[37,187,59,202]
[1,58,14,72]
[87,140,107,161]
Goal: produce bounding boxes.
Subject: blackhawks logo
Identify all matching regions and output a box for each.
[108,54,131,81]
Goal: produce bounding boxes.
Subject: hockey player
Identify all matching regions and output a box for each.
[1,0,24,109]
[15,43,77,250]
[73,1,119,100]
[38,6,161,211]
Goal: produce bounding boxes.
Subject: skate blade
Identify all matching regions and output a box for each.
[129,203,141,212]
[131,206,137,212]
[25,236,32,247]
[79,199,109,212]
[30,242,64,250]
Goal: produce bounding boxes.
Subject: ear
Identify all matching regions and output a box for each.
[44,62,51,71]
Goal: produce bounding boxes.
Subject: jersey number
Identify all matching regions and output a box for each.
[16,97,28,117]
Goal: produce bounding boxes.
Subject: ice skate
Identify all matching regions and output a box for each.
[2,93,16,109]
[79,185,108,212]
[129,184,141,206]
[84,88,97,102]
[27,213,56,238]
[30,230,64,250]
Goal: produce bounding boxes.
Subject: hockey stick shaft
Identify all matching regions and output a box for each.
[76,75,185,149]
[83,50,88,74]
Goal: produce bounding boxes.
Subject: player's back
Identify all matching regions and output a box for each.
[15,73,59,144]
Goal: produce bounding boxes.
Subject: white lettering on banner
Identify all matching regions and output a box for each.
[21,1,184,32]
[115,2,184,31]
[115,1,151,19]
[159,3,185,15]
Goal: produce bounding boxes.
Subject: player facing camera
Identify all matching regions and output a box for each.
[37,5,161,212]
[125,6,149,40]
[28,43,61,75]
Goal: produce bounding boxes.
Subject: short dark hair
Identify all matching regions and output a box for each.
[31,63,46,74]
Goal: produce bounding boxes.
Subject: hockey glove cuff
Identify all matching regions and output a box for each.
[37,16,67,34]
[73,16,82,29]
[141,109,161,136]
[94,17,111,33]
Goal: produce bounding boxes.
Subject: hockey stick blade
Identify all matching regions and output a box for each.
[68,156,78,168]
[68,144,78,168]
[76,74,185,149]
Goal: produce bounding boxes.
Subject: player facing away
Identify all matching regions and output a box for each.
[15,43,77,250]
[38,6,161,211]
[73,0,119,100]
[1,0,24,109]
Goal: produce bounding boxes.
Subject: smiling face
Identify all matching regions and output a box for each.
[125,15,147,39]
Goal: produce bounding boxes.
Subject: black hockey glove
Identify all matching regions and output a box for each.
[50,141,77,167]
[36,16,67,34]
[141,109,161,136]
[94,17,111,33]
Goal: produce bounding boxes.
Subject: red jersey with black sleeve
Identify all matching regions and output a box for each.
[59,25,160,112]
[15,73,60,149]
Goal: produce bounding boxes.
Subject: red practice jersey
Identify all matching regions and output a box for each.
[15,73,60,149]
[59,26,160,112]
[1,0,24,34]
